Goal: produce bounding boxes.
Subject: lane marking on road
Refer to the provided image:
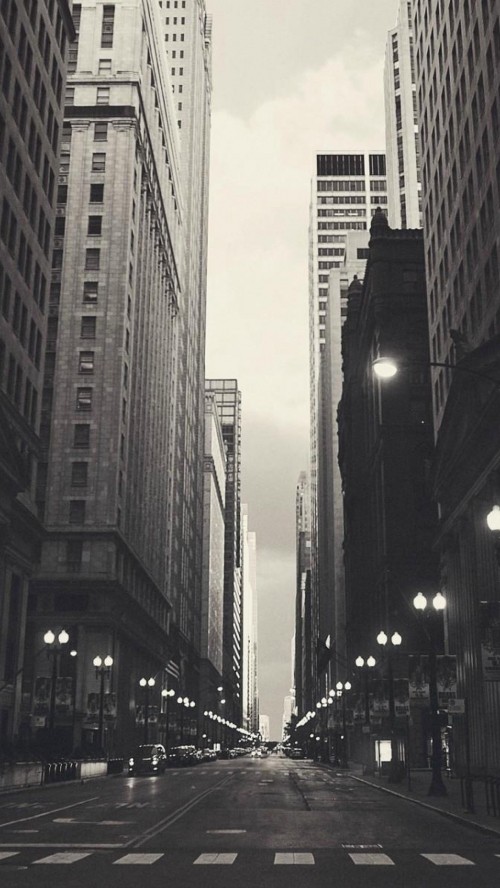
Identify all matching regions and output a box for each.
[53,818,133,826]
[206,829,246,834]
[33,852,93,864]
[194,853,237,865]
[343,844,383,849]
[128,774,236,849]
[0,851,19,860]
[274,853,315,865]
[113,853,163,865]
[0,796,100,829]
[7,830,39,834]
[422,853,475,866]
[349,853,395,865]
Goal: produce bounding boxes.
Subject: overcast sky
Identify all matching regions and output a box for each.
[205,0,400,738]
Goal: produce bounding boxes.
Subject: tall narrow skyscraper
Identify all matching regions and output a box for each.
[384,0,422,228]
[205,378,242,726]
[308,151,387,696]
[165,0,213,688]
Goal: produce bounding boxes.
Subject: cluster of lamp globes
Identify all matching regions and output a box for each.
[203,709,237,730]
[43,629,77,657]
[373,357,500,532]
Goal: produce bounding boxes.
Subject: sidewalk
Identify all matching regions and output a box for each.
[341,763,500,837]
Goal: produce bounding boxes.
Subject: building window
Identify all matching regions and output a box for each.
[65,86,75,105]
[66,539,83,571]
[90,183,104,203]
[80,316,96,339]
[69,499,85,524]
[71,461,88,486]
[94,122,108,141]
[98,58,112,74]
[85,248,100,269]
[73,423,90,447]
[57,184,68,203]
[83,282,98,303]
[101,5,115,47]
[87,215,102,236]
[96,86,110,105]
[78,351,94,373]
[54,216,66,237]
[76,386,92,410]
[91,152,106,171]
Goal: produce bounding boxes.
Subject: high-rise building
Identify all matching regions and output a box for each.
[413,0,500,772]
[199,391,225,715]
[308,152,387,697]
[205,379,242,725]
[294,472,313,717]
[241,506,258,734]
[0,0,74,747]
[28,0,184,756]
[384,0,422,228]
[165,0,213,688]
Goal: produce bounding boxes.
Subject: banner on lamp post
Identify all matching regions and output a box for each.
[408,655,430,699]
[393,679,410,717]
[480,602,500,680]
[436,655,457,707]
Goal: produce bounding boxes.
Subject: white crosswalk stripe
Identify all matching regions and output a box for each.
[194,853,237,864]
[113,853,164,865]
[349,853,395,865]
[422,853,475,866]
[33,852,92,864]
[274,852,315,864]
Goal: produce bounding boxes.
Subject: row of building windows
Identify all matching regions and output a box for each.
[317,221,367,231]
[0,336,39,426]
[1,264,43,367]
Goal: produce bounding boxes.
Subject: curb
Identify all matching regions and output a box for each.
[350,773,500,839]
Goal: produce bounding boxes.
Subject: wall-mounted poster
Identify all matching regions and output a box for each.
[480,601,500,681]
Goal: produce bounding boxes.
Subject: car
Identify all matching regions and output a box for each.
[250,748,262,758]
[288,747,304,759]
[128,744,167,775]
[168,745,198,766]
[200,748,216,762]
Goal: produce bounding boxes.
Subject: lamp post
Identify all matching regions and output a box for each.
[377,630,403,782]
[161,688,175,753]
[92,655,113,754]
[355,656,376,773]
[413,591,447,797]
[139,677,156,744]
[43,629,69,755]
[335,681,352,768]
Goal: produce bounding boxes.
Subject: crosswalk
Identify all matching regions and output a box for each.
[0,849,497,866]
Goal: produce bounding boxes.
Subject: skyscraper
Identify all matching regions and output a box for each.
[384,0,422,229]
[308,151,387,697]
[165,0,213,687]
[413,0,500,772]
[28,0,184,755]
[241,506,258,735]
[205,379,242,725]
[0,0,74,747]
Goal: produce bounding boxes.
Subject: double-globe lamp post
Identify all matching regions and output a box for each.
[377,630,403,783]
[413,591,447,797]
[92,655,113,755]
[161,688,175,752]
[355,656,376,773]
[140,677,156,744]
[43,629,70,755]
[335,681,352,768]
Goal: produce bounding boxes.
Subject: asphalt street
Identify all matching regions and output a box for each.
[0,755,499,887]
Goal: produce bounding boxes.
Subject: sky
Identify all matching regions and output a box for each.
[205,0,400,738]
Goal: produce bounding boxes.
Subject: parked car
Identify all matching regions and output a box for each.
[200,748,216,762]
[250,748,262,758]
[288,747,304,760]
[168,745,198,766]
[128,744,167,775]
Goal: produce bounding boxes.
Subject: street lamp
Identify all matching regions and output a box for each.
[377,630,403,783]
[92,655,113,755]
[335,681,352,768]
[139,677,156,744]
[161,688,175,753]
[355,656,376,774]
[413,591,447,797]
[43,629,69,755]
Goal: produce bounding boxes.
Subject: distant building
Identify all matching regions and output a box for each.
[294,472,313,717]
[199,391,226,716]
[282,695,294,740]
[205,379,243,727]
[259,714,270,743]
[0,0,74,748]
[241,506,259,735]
[384,0,422,228]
